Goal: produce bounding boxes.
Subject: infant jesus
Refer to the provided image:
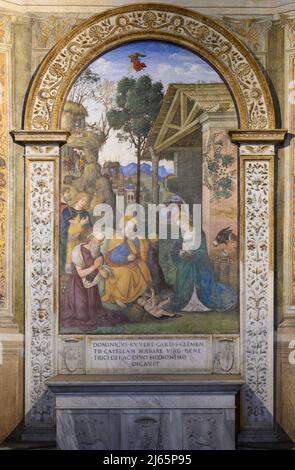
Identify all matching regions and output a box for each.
[137,288,175,318]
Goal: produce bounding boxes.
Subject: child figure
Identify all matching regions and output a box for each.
[137,288,175,318]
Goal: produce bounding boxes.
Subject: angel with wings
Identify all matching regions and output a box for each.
[129,52,147,72]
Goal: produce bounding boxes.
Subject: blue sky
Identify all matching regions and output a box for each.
[90,41,221,87]
[77,41,222,167]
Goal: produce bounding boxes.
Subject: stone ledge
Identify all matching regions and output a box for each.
[229,129,287,143]
[46,374,244,394]
[11,130,70,145]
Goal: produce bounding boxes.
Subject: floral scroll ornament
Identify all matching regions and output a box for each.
[0,51,8,308]
[0,15,11,45]
[203,134,236,201]
[28,161,55,423]
[221,17,272,54]
[26,6,274,131]
[244,160,270,422]
[32,15,75,50]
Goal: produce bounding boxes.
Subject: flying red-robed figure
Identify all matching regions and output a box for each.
[129,52,147,72]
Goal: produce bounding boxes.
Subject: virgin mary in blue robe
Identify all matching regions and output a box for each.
[169,231,237,312]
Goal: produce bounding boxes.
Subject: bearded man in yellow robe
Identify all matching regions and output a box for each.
[102,216,151,308]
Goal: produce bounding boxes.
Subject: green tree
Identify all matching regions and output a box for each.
[107,75,164,202]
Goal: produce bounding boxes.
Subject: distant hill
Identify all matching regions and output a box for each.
[120,162,173,180]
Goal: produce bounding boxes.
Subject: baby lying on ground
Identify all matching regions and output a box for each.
[137,288,175,318]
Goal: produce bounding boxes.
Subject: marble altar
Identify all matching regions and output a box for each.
[47,374,243,450]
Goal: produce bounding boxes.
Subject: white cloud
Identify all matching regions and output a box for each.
[94,58,114,75]
[168,52,195,61]
[153,61,220,85]
[92,57,130,81]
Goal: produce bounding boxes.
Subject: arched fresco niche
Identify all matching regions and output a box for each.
[59,40,239,337]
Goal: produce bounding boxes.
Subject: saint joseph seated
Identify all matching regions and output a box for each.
[102,216,151,308]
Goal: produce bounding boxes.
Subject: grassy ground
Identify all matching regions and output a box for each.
[61,302,239,335]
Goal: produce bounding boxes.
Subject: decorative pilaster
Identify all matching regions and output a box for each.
[11,131,69,440]
[0,14,14,328]
[280,17,295,315]
[220,17,272,69]
[230,129,286,441]
[31,14,84,73]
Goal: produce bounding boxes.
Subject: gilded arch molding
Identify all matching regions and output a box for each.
[23,3,276,131]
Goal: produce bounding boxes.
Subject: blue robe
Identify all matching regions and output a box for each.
[169,231,237,312]
[107,237,141,264]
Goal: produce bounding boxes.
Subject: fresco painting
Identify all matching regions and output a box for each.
[59,41,239,334]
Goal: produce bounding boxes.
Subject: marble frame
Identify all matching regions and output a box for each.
[11,3,286,443]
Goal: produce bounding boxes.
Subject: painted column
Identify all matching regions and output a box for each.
[12,131,69,440]
[230,130,286,441]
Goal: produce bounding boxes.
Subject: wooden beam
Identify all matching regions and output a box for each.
[184,100,200,127]
[149,146,160,205]
[153,85,222,153]
[155,116,202,153]
[180,92,187,126]
[166,124,181,130]
[155,89,180,148]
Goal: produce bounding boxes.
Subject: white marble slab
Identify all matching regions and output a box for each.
[86,337,212,374]
[56,394,235,410]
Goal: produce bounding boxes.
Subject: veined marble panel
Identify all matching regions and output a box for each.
[87,336,212,374]
[50,381,240,450]
[57,334,240,375]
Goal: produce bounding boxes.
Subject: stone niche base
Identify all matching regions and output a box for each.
[46,374,243,450]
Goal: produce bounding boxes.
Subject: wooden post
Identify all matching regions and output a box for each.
[149,146,159,205]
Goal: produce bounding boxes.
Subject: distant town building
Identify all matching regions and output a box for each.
[125,182,136,203]
[102,161,125,195]
[61,101,88,131]
[125,182,147,203]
